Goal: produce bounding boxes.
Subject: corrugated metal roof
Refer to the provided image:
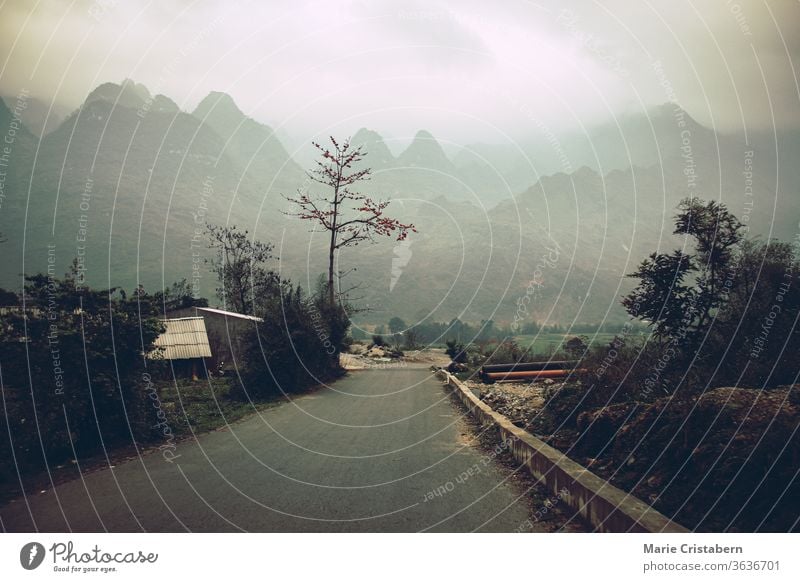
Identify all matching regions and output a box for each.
[196,306,263,322]
[151,317,212,360]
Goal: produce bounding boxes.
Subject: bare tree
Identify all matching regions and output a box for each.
[285,137,415,304]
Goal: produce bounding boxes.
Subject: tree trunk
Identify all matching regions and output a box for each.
[327,175,341,306]
[328,230,335,305]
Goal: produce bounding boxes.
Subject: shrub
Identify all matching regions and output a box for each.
[0,273,162,482]
[563,335,588,359]
[622,202,800,394]
[480,339,532,365]
[445,339,467,363]
[403,328,420,350]
[234,282,347,401]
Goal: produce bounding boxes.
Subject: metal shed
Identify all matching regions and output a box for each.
[165,306,262,371]
[151,317,212,379]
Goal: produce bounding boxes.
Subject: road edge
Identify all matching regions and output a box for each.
[435,369,689,533]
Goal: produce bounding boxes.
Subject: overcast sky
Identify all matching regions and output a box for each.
[1,0,798,146]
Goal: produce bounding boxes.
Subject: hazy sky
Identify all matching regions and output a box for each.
[1,0,799,146]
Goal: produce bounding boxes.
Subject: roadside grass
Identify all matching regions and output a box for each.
[0,376,292,505]
[157,376,284,436]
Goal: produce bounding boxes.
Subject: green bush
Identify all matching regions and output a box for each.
[0,273,162,482]
[445,339,467,363]
[480,339,533,365]
[234,283,348,400]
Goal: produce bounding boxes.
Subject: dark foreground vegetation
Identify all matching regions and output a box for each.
[0,226,349,498]
[471,199,800,531]
[0,136,413,500]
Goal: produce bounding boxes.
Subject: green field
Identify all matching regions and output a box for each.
[512,332,621,355]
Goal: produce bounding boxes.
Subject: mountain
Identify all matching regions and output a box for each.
[192,90,244,122]
[150,94,180,114]
[85,79,151,109]
[351,128,394,168]
[0,97,37,226]
[0,81,300,297]
[397,130,456,172]
[329,104,798,325]
[369,129,475,203]
[0,85,797,328]
[2,95,69,138]
[191,91,303,192]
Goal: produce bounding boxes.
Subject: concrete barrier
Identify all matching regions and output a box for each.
[435,369,689,533]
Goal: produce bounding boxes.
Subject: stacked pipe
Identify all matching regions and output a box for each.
[479,360,582,383]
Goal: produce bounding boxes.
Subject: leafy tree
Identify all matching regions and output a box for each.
[388,316,406,334]
[622,249,694,339]
[448,318,466,342]
[476,319,495,342]
[214,251,349,401]
[674,198,744,333]
[563,335,589,358]
[237,282,344,400]
[0,271,163,479]
[206,224,278,315]
[445,339,467,363]
[0,287,18,306]
[152,279,208,315]
[403,328,421,350]
[623,198,744,348]
[285,137,415,304]
[709,239,799,387]
[618,199,797,393]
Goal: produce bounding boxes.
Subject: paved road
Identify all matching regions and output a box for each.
[1,367,559,532]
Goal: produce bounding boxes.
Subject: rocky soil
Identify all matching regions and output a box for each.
[465,376,800,532]
[340,344,450,370]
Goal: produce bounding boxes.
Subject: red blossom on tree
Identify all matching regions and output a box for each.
[285,136,416,304]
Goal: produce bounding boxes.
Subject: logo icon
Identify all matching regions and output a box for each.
[20,542,45,570]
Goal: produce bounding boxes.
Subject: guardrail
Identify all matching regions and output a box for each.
[435,368,689,533]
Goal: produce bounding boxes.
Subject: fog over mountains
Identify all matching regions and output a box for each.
[1,80,798,326]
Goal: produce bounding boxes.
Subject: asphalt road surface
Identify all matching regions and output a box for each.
[1,366,576,532]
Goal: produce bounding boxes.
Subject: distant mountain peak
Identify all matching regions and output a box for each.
[397,129,453,170]
[84,79,151,109]
[648,102,703,129]
[192,91,245,122]
[151,94,180,113]
[413,129,435,140]
[351,127,383,142]
[574,165,598,177]
[351,128,394,167]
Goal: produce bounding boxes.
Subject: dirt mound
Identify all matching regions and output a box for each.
[575,402,641,457]
[592,386,800,531]
[475,376,799,531]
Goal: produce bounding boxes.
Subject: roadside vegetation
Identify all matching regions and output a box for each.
[1,135,415,499]
[463,199,800,531]
[352,316,638,357]
[0,268,165,496]
[0,226,351,499]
